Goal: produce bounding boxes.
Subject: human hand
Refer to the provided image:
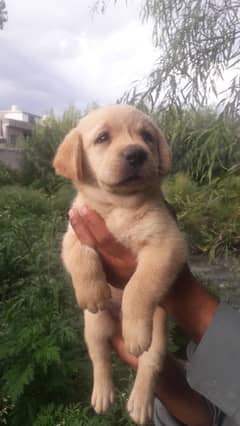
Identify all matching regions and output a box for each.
[68,207,136,288]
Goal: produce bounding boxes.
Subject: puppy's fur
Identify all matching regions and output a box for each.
[53,105,187,425]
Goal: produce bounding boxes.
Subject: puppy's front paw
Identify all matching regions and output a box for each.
[122,318,152,357]
[76,281,111,313]
[127,386,153,425]
[91,380,114,414]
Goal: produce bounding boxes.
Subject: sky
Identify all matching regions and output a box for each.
[0,0,157,115]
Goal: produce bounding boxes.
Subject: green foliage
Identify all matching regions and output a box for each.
[0,185,89,425]
[0,394,14,425]
[34,396,134,426]
[50,184,76,216]
[0,185,135,425]
[158,108,240,182]
[164,173,240,257]
[34,405,104,426]
[20,106,81,193]
[0,162,21,186]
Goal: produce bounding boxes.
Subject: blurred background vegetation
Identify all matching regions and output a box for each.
[1,0,240,424]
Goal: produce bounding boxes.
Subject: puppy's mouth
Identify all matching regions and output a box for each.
[115,174,144,186]
[102,172,146,190]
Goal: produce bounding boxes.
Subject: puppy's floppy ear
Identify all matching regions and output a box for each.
[53,128,82,181]
[156,128,171,177]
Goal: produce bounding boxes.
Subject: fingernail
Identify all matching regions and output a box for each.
[79,205,88,216]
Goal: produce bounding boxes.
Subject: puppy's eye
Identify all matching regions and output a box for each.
[140,130,154,144]
[95,131,110,144]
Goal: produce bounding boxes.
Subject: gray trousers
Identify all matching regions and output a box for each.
[154,304,240,426]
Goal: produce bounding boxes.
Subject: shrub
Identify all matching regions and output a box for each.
[0,185,88,425]
[164,174,240,257]
[0,162,21,186]
[20,106,81,193]
[50,183,76,217]
[34,405,106,426]
[34,399,134,426]
[0,185,134,425]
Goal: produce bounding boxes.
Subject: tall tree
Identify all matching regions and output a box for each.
[93,0,240,116]
[0,0,7,29]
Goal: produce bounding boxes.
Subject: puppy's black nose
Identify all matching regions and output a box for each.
[123,146,147,168]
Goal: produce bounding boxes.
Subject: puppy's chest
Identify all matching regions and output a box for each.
[105,206,165,255]
[73,193,169,255]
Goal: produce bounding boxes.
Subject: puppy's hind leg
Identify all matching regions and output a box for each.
[84,310,117,414]
[127,307,167,425]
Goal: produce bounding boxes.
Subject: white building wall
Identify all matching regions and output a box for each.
[5,111,27,122]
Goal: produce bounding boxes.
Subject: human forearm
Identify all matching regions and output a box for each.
[162,265,219,343]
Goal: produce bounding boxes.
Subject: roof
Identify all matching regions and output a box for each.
[0,107,41,119]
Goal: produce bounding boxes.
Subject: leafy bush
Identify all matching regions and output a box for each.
[164,174,240,257]
[20,106,81,193]
[50,183,75,216]
[0,185,135,425]
[34,404,106,426]
[34,398,134,426]
[0,186,88,425]
[0,162,21,186]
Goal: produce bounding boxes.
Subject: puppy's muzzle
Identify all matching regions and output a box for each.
[122,146,147,170]
[106,145,149,189]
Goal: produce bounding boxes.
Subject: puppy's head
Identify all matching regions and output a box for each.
[53,105,171,195]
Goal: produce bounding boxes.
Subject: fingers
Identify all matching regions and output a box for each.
[79,207,137,265]
[68,208,96,248]
[69,205,136,287]
[78,206,115,247]
[69,206,118,250]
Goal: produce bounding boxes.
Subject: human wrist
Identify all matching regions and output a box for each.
[162,265,219,342]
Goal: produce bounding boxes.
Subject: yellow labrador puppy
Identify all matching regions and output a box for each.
[53,104,187,425]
